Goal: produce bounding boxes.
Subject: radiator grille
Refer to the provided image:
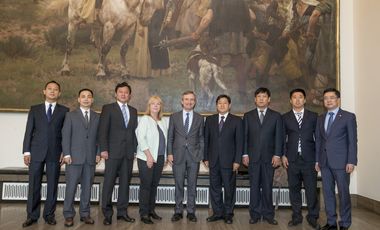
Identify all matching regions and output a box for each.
[111,185,209,205]
[2,182,306,207]
[2,182,100,201]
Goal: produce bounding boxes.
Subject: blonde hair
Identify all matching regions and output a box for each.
[145,95,164,120]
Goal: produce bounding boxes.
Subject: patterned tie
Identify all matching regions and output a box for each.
[326,112,334,135]
[121,104,129,128]
[296,112,303,128]
[259,110,264,124]
[219,116,225,132]
[46,104,52,122]
[184,112,190,134]
[296,112,303,154]
[84,111,89,128]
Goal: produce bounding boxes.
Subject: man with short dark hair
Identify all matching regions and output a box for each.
[62,88,100,227]
[242,87,283,225]
[282,88,320,229]
[316,88,357,230]
[22,81,69,227]
[167,91,204,222]
[98,82,138,225]
[204,94,243,224]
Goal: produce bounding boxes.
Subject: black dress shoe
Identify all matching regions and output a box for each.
[224,216,233,224]
[187,213,197,222]
[206,214,224,222]
[249,218,260,224]
[117,214,135,223]
[171,213,183,222]
[264,218,278,225]
[141,215,154,224]
[321,224,337,230]
[103,217,112,225]
[149,211,162,220]
[307,218,320,229]
[45,216,57,225]
[288,219,302,227]
[339,227,349,230]
[22,218,37,227]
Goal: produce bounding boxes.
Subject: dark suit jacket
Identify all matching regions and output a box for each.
[243,108,283,163]
[204,113,243,168]
[315,108,357,169]
[23,103,69,162]
[167,111,204,164]
[62,108,100,165]
[98,102,138,160]
[282,109,318,162]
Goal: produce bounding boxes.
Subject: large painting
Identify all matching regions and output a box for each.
[0,0,338,115]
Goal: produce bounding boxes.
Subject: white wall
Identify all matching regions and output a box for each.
[354,0,380,201]
[1,0,380,201]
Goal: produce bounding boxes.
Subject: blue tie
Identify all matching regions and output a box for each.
[121,104,129,128]
[326,112,334,135]
[184,112,190,134]
[47,104,52,122]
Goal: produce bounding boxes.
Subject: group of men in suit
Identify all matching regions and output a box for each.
[21,80,357,230]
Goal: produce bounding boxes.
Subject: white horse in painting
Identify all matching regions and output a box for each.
[47,0,156,77]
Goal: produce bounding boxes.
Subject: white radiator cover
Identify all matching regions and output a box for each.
[2,182,306,206]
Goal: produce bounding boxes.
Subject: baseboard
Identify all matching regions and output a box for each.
[351,194,380,215]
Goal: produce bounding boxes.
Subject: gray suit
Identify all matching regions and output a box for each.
[62,108,100,219]
[167,111,204,214]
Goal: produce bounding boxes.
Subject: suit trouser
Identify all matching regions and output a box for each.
[102,157,133,218]
[248,161,274,220]
[321,165,351,228]
[137,155,164,216]
[63,163,95,218]
[173,152,200,214]
[209,161,236,217]
[27,160,60,220]
[287,155,319,222]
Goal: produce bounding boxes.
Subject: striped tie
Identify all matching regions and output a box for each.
[121,104,129,128]
[296,112,303,154]
[326,112,334,135]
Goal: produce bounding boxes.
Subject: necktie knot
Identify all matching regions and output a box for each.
[221,116,225,121]
[329,112,334,116]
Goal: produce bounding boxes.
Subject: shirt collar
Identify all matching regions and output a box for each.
[327,107,339,115]
[80,107,90,115]
[117,101,128,107]
[45,101,57,109]
[292,108,304,115]
[183,110,193,116]
[257,107,268,115]
[219,112,229,120]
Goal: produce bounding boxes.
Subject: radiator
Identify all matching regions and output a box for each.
[2,182,100,202]
[2,182,306,206]
[111,185,209,205]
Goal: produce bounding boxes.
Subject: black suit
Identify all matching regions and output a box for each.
[98,102,138,218]
[243,108,283,220]
[282,109,319,222]
[204,113,243,217]
[22,103,69,221]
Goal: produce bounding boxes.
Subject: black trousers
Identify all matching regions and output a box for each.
[102,157,133,218]
[209,161,236,217]
[137,155,164,216]
[287,155,319,221]
[27,160,60,220]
